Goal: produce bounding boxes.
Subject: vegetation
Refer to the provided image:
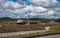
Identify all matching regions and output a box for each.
[0,17,60,23]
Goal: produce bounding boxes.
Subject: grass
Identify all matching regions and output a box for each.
[48,27,60,34]
[0,21,16,26]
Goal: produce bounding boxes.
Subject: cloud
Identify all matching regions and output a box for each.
[52,7,60,12]
[0,0,26,18]
[0,0,26,9]
[0,4,48,18]
[27,0,59,8]
[0,0,60,19]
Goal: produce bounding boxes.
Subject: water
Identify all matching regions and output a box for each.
[34,34,60,38]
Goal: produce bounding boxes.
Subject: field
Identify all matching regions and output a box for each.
[0,21,59,33]
[0,21,45,33]
[0,21,60,38]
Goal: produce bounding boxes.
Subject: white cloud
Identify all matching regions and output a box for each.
[52,7,60,12]
[33,7,48,13]
[27,0,58,8]
[0,0,60,19]
[47,10,55,15]
[0,1,26,9]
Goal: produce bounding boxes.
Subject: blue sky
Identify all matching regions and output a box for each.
[22,0,31,6]
[11,0,17,2]
[57,0,60,3]
[11,0,31,6]
[12,0,60,3]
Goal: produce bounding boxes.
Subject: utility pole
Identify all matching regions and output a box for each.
[26,14,30,25]
[28,14,30,24]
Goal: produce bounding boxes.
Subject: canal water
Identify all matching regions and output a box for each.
[34,34,60,38]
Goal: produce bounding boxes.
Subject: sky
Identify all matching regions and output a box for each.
[57,0,60,3]
[12,0,17,2]
[0,0,60,19]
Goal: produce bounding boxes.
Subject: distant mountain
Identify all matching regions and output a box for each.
[0,17,17,21]
[54,18,60,22]
[0,17,60,23]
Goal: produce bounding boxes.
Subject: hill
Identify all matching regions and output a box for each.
[0,17,60,23]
